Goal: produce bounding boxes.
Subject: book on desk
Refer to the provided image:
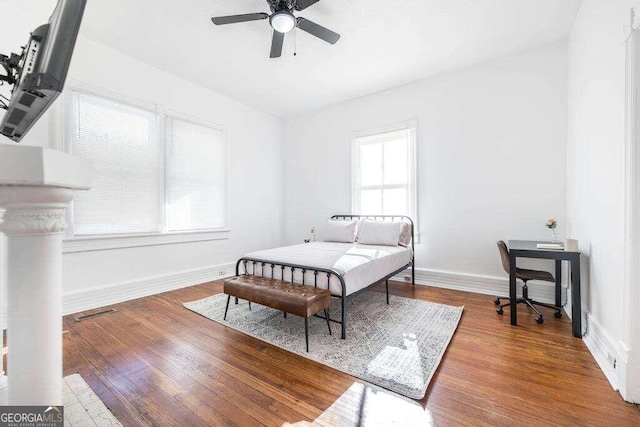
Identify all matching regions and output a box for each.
[536,243,564,250]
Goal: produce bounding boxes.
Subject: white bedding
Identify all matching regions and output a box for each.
[243,242,412,296]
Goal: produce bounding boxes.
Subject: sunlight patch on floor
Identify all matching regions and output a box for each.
[366,332,425,389]
[284,381,434,426]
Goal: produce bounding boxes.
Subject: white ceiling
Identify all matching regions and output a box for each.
[3,0,582,117]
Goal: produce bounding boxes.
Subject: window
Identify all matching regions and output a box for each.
[352,123,417,222]
[71,93,163,235]
[165,118,227,231]
[67,89,228,241]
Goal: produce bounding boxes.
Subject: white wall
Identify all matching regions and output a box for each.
[284,42,568,285]
[0,2,283,313]
[567,0,637,397]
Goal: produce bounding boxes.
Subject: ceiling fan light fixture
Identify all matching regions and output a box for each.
[210,1,340,58]
[270,11,296,33]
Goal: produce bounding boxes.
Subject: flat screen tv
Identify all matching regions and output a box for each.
[0,0,86,142]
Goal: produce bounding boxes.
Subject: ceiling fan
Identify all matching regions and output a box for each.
[211,0,340,58]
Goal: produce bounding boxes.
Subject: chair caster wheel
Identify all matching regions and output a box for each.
[536,317,544,324]
[496,308,504,315]
[554,311,562,318]
[493,298,500,305]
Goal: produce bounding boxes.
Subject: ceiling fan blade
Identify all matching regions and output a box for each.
[211,13,269,25]
[296,17,340,44]
[295,0,320,11]
[270,30,285,58]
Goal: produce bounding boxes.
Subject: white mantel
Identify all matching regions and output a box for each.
[0,145,91,405]
[0,145,91,188]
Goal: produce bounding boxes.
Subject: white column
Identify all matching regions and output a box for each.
[0,233,7,404]
[0,144,91,406]
[0,186,74,405]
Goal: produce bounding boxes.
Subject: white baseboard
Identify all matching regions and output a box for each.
[61,265,562,318]
[0,264,566,324]
[62,262,236,315]
[582,312,622,391]
[392,267,566,305]
[616,341,640,403]
[395,267,626,397]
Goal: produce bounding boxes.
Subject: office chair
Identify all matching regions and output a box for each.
[494,240,562,324]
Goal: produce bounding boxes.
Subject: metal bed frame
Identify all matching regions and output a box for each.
[234,214,415,339]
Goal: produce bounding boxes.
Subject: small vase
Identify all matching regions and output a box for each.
[550,228,560,243]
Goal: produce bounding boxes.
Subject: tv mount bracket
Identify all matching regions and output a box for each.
[0,51,22,109]
[0,51,22,85]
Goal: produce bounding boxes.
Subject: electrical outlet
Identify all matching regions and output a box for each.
[404,276,411,282]
[218,270,227,277]
[607,352,617,368]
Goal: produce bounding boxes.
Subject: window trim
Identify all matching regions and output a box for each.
[164,110,229,233]
[53,81,231,252]
[351,120,419,238]
[62,229,231,254]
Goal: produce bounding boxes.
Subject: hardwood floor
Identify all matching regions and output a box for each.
[62,281,640,426]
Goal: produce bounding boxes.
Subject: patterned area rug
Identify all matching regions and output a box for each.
[184,291,463,399]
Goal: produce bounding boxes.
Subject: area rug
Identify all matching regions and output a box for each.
[184,291,463,399]
[284,382,435,426]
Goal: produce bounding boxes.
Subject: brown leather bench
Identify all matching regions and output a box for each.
[223,275,332,352]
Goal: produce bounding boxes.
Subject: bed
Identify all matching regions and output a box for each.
[234,215,415,339]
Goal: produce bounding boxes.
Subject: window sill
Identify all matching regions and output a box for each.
[413,232,421,245]
[62,229,231,253]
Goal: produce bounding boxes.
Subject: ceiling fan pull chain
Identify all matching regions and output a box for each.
[294,27,297,56]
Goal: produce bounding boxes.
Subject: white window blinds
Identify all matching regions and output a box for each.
[352,125,417,220]
[165,118,227,231]
[71,93,162,235]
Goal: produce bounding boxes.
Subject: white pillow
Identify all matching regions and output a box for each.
[357,220,403,246]
[399,223,412,247]
[324,219,357,243]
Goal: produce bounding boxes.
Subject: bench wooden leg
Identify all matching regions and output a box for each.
[305,317,309,352]
[386,279,389,305]
[224,294,231,320]
[324,308,332,336]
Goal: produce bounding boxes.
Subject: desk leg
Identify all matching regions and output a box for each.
[510,253,517,326]
[555,259,562,307]
[571,257,582,338]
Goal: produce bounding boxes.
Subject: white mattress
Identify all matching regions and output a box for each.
[243,242,412,296]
